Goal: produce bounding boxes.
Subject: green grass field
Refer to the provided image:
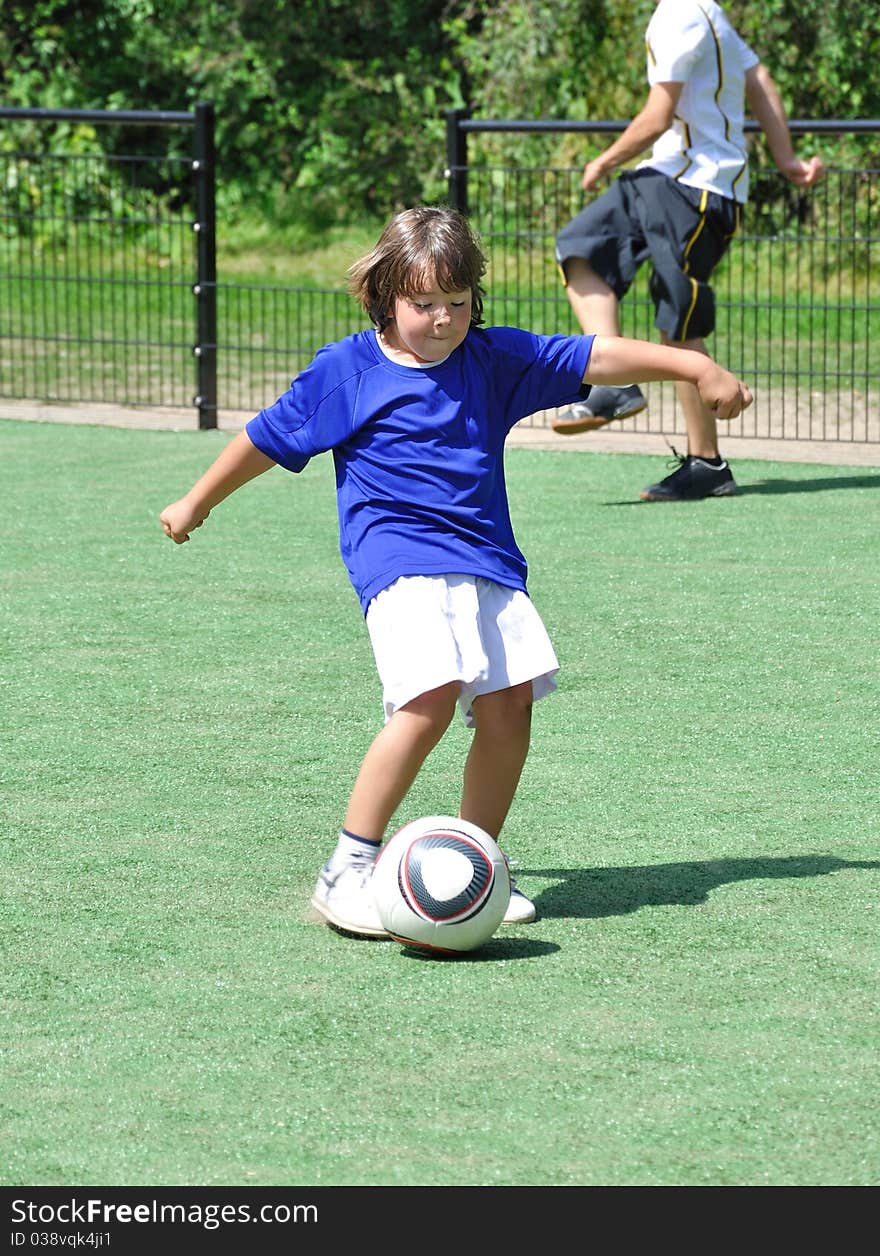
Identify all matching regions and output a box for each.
[2,417,879,1187]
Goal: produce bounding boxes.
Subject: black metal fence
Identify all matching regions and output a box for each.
[1,106,878,445]
[0,104,219,426]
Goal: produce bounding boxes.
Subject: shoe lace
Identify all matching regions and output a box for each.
[323,847,377,887]
[347,848,377,877]
[663,441,688,470]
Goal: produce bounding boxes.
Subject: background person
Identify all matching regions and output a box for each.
[553,0,824,501]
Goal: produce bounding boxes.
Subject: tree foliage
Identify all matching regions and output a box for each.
[1,0,878,232]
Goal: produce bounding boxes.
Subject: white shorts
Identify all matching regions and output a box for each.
[365,574,559,727]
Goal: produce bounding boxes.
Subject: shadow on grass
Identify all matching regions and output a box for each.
[319,919,559,961]
[737,473,880,495]
[399,937,560,963]
[319,855,877,961]
[528,854,880,920]
[601,470,880,506]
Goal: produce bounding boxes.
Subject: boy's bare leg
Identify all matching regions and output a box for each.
[343,681,460,841]
[660,332,720,459]
[459,682,533,839]
[556,257,647,434]
[639,333,737,501]
[562,256,621,336]
[460,681,538,924]
[313,683,460,937]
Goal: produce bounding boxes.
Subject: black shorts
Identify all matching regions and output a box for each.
[555,167,741,340]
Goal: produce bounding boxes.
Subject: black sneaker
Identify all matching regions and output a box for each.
[640,451,737,501]
[552,384,647,435]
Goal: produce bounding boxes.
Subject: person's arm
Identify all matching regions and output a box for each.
[585,335,753,419]
[159,428,277,544]
[581,82,682,192]
[745,63,824,187]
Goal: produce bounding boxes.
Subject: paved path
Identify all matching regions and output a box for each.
[4,398,879,467]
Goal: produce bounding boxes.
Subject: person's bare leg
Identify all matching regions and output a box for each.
[660,332,720,459]
[459,682,533,840]
[344,681,460,841]
[555,257,646,434]
[460,681,537,923]
[561,256,621,336]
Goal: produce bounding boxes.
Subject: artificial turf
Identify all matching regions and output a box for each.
[2,418,878,1187]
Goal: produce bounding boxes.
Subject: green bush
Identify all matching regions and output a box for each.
[1,0,879,235]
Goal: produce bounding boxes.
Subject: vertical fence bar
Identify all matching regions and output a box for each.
[193,101,218,429]
[445,108,470,215]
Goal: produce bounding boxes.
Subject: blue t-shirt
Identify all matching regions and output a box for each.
[246,325,594,612]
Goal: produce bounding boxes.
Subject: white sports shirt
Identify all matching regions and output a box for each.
[638,0,760,202]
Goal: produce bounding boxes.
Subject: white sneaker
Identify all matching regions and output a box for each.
[501,858,537,924]
[311,857,389,938]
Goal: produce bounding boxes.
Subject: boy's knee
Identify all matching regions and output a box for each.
[473,682,533,732]
[507,680,535,715]
[400,681,459,734]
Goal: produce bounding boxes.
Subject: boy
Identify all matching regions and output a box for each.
[160,205,752,937]
[553,0,823,500]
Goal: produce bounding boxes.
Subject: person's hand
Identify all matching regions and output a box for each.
[160,497,209,544]
[697,364,754,420]
[581,157,609,193]
[781,154,825,187]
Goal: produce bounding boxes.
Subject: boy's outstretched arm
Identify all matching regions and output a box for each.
[584,336,754,420]
[160,429,277,544]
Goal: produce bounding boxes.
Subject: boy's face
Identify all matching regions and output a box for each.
[386,279,472,365]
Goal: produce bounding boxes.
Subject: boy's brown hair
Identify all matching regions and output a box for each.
[348,205,487,331]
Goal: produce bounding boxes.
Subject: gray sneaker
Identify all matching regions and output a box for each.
[552,384,647,435]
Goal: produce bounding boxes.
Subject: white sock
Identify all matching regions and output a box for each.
[330,829,381,869]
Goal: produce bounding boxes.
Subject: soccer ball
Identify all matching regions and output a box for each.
[371,816,510,955]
